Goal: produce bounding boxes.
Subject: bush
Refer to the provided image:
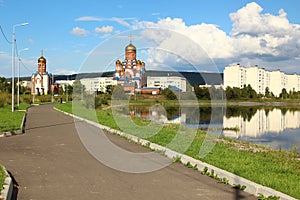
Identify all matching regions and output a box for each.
[21,95,32,104]
[0,97,5,108]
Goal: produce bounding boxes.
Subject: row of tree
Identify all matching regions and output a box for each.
[0,76,31,94]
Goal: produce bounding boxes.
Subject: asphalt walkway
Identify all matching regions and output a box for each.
[0,104,256,199]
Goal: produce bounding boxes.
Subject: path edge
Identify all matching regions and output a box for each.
[0,166,13,200]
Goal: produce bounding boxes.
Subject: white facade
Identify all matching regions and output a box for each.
[224,64,300,97]
[99,77,117,93]
[224,64,245,89]
[31,73,51,95]
[80,77,117,94]
[56,80,75,91]
[18,80,31,88]
[268,70,287,97]
[223,108,300,138]
[147,76,187,92]
[286,74,300,93]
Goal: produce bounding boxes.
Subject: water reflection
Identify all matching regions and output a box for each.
[128,105,300,152]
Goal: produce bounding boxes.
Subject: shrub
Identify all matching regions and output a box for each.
[0,96,5,108]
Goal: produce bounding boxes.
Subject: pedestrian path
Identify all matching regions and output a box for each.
[0,104,256,200]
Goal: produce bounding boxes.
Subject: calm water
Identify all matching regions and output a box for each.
[127,105,300,153]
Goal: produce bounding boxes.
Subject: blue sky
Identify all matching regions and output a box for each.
[0,0,299,77]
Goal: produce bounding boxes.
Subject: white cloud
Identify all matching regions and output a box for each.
[27,38,34,44]
[70,27,88,36]
[53,68,77,75]
[75,16,135,27]
[229,2,300,61]
[95,26,114,34]
[230,2,290,36]
[130,2,300,73]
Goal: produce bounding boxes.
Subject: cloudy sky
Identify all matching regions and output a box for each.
[0,0,299,77]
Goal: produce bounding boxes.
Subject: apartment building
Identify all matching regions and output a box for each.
[224,64,300,97]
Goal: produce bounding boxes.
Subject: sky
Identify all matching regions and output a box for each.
[0,0,299,77]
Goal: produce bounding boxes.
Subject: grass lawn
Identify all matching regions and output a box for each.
[56,102,300,199]
[0,165,5,193]
[0,103,30,132]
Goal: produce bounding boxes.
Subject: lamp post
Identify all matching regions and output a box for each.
[17,48,29,107]
[12,22,29,112]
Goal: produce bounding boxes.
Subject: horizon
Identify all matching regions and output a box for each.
[1,1,299,78]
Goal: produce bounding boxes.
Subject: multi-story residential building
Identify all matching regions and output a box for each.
[147,76,187,92]
[224,64,300,97]
[80,77,117,94]
[223,64,245,89]
[98,77,117,93]
[55,80,75,91]
[286,73,300,93]
[268,70,287,97]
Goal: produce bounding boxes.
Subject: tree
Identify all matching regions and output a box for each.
[105,85,115,95]
[265,87,271,98]
[111,85,128,100]
[66,85,73,95]
[162,87,178,100]
[279,88,288,99]
[0,77,10,92]
[194,86,210,100]
[73,80,85,95]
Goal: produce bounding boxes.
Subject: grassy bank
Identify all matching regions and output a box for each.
[56,102,300,199]
[0,103,30,132]
[0,165,4,194]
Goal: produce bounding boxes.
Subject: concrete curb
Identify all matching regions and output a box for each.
[0,166,13,200]
[55,107,297,200]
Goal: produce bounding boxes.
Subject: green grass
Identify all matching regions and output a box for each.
[55,102,300,199]
[0,165,5,193]
[0,103,30,132]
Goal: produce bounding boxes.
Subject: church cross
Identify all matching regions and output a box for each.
[129,33,133,44]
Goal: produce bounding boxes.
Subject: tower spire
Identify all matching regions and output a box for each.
[41,49,44,57]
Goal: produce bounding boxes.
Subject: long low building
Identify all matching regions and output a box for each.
[224,64,300,97]
[147,76,187,92]
[80,77,117,94]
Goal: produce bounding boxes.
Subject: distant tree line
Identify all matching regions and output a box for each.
[0,76,31,94]
[193,84,300,100]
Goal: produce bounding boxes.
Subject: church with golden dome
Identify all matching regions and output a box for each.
[30,51,52,95]
[113,40,146,94]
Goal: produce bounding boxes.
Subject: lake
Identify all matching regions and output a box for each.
[126,105,300,153]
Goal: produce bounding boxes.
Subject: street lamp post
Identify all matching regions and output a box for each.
[12,22,29,112]
[17,48,29,107]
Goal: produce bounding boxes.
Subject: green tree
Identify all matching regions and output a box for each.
[73,80,85,95]
[0,77,10,92]
[280,88,288,99]
[265,87,271,98]
[105,85,115,95]
[194,86,210,100]
[161,87,178,100]
[66,85,73,95]
[111,84,128,100]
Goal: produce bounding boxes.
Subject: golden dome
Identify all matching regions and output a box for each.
[116,59,121,64]
[38,56,46,63]
[125,43,136,52]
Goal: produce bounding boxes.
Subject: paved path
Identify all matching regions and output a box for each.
[0,104,256,200]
